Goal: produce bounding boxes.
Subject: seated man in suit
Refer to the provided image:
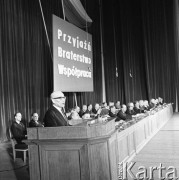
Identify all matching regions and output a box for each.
[43,91,70,127]
[92,103,100,114]
[11,112,28,149]
[109,105,120,122]
[29,113,44,127]
[99,102,109,116]
[158,97,164,105]
[143,100,150,111]
[92,103,101,118]
[117,104,132,121]
[134,101,141,114]
[109,105,116,118]
[86,104,93,114]
[79,105,87,118]
[115,101,121,110]
[139,100,145,113]
[126,102,136,116]
[149,98,156,109]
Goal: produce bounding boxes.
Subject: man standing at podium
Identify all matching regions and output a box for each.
[43,91,69,127]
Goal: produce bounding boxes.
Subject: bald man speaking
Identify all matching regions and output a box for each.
[43,91,69,127]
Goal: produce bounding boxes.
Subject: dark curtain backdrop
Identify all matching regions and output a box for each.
[174,0,179,112]
[0,0,102,142]
[103,0,178,105]
[0,0,178,142]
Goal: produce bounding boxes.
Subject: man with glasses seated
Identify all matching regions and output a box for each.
[43,91,70,127]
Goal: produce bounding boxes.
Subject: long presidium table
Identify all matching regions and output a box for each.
[26,104,173,180]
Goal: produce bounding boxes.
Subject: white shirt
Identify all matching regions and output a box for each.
[53,105,67,119]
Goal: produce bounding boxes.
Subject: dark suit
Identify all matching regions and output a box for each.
[134,107,141,114]
[109,111,120,122]
[86,109,92,114]
[29,120,43,127]
[109,111,116,118]
[126,109,136,116]
[139,106,145,113]
[100,108,109,116]
[92,108,98,114]
[43,106,69,127]
[11,121,27,149]
[11,121,27,143]
[79,110,87,117]
[117,110,132,121]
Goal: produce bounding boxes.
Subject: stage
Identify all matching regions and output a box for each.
[1,106,178,180]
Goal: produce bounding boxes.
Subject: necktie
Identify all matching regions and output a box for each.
[61,108,69,124]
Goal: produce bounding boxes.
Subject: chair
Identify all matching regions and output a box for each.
[9,128,28,164]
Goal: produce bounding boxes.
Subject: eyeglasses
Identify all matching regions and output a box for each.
[53,96,66,99]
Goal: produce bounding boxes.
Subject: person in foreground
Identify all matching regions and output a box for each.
[11,112,28,149]
[43,91,70,127]
[29,113,44,127]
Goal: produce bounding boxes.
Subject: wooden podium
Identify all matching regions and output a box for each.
[26,105,173,180]
[27,118,116,180]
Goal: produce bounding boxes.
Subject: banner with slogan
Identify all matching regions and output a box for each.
[53,15,93,92]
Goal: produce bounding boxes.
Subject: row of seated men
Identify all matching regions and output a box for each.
[67,97,164,122]
[10,90,164,149]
